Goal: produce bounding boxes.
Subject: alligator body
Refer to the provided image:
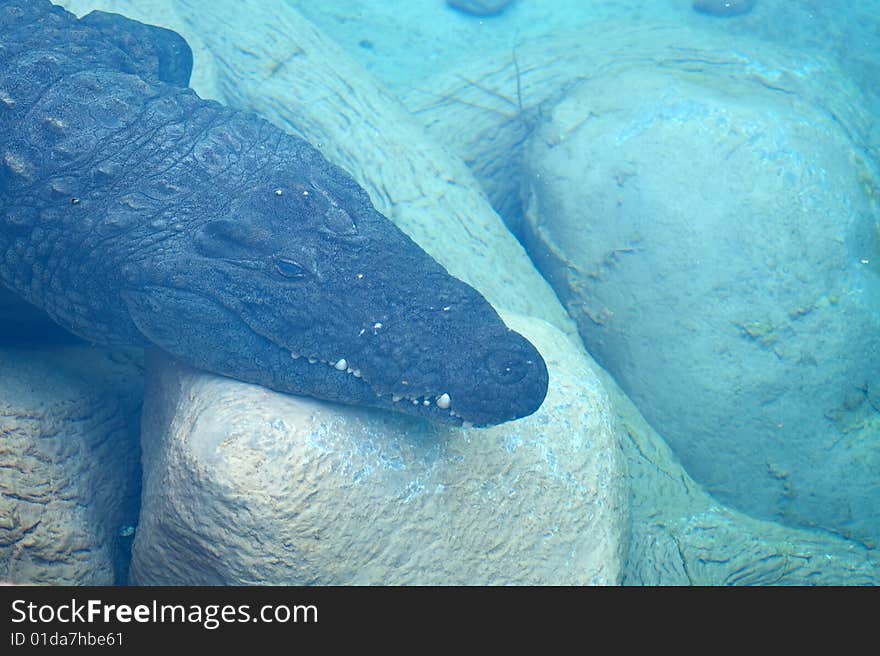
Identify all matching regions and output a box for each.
[0,0,548,426]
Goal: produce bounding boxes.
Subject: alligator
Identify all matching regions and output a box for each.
[0,0,548,427]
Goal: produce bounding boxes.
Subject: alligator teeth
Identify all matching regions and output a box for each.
[383,391,451,409]
[353,369,362,378]
[308,357,317,364]
[334,358,348,371]
[290,352,300,360]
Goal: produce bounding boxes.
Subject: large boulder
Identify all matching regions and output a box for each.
[0,346,142,584]
[129,314,628,585]
[519,47,880,543]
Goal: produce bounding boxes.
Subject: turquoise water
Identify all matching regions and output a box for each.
[295,0,880,109]
[1,0,879,585]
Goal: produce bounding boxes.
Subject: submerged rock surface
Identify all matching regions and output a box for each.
[0,347,142,584]
[605,364,880,585]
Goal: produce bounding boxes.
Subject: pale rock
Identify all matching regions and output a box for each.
[520,55,880,545]
[0,347,142,584]
[601,365,880,585]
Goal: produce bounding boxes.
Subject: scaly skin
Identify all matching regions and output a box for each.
[0,0,548,426]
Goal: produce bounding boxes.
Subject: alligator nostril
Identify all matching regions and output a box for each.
[486,349,528,384]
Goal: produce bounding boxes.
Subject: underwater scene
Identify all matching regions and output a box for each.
[1,0,878,585]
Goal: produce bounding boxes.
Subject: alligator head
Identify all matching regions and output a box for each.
[119,130,548,427]
[1,0,549,427]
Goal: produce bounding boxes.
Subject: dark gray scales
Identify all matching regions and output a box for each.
[0,0,548,426]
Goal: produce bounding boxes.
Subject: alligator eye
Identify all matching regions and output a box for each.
[274,257,309,279]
